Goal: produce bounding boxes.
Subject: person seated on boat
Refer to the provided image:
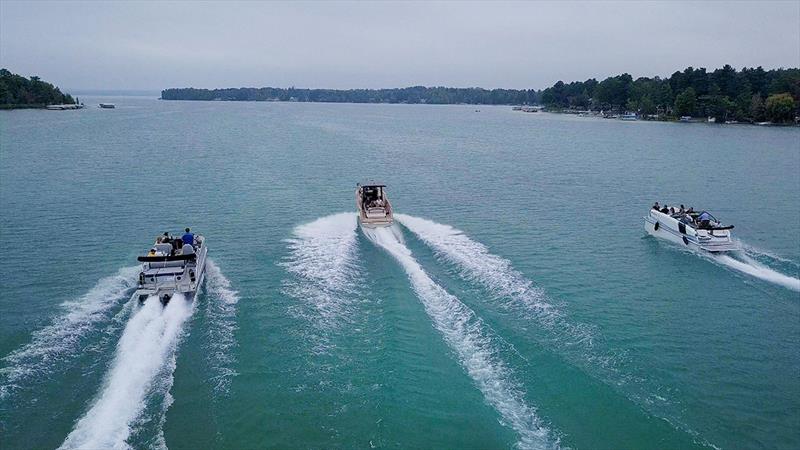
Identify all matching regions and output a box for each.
[652,202,660,210]
[679,204,686,214]
[660,205,670,214]
[162,232,172,245]
[668,207,675,215]
[182,228,194,246]
[148,247,158,256]
[686,207,694,214]
[156,236,163,244]
[697,211,712,228]
[171,239,182,255]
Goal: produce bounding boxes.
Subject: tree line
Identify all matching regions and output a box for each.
[161,65,798,123]
[161,86,539,105]
[540,65,799,123]
[0,69,76,109]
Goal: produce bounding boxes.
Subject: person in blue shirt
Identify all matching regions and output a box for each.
[182,228,194,246]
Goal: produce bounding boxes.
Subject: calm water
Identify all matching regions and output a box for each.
[1,97,798,449]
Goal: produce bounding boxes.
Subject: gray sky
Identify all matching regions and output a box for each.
[1,1,798,91]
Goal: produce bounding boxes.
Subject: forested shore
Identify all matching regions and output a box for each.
[162,65,798,123]
[539,65,799,123]
[0,69,76,109]
[162,86,537,105]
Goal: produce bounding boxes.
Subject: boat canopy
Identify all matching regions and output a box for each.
[138,254,197,262]
[359,180,386,187]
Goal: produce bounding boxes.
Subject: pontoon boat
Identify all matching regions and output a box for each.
[356,182,393,228]
[645,207,737,252]
[134,233,208,303]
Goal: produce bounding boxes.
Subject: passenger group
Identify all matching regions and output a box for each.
[147,227,196,257]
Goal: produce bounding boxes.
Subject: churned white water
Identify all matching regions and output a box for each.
[1,266,139,398]
[60,294,193,450]
[363,225,557,450]
[396,214,600,352]
[204,259,241,396]
[282,213,361,331]
[714,253,800,292]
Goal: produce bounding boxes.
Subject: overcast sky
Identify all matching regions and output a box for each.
[1,1,798,91]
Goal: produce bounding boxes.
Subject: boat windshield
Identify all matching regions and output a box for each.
[696,211,717,222]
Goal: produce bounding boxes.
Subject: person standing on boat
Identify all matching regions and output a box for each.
[652,202,660,210]
[182,228,194,246]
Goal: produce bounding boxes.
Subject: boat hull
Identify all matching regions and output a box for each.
[644,211,737,252]
[356,185,393,228]
[135,241,208,304]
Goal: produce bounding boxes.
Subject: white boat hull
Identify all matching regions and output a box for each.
[644,210,737,252]
[356,184,393,228]
[135,238,208,303]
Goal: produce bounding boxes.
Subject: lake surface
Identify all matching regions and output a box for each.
[1,97,798,449]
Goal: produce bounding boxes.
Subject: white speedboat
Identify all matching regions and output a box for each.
[644,207,737,252]
[356,182,393,228]
[46,103,84,110]
[134,233,208,303]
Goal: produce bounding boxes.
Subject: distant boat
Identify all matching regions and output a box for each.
[511,106,522,111]
[707,116,716,123]
[679,116,692,122]
[620,113,637,121]
[46,104,84,110]
[99,103,116,109]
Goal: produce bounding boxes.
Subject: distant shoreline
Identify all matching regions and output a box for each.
[161,86,538,105]
[528,108,799,127]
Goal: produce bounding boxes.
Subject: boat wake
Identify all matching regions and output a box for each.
[396,214,606,362]
[59,294,193,450]
[712,252,800,292]
[396,214,720,447]
[204,259,240,396]
[282,213,361,345]
[0,266,139,400]
[362,225,557,450]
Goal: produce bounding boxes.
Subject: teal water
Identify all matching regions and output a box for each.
[1,97,798,449]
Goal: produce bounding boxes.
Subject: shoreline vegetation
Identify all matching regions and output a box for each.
[162,65,799,125]
[0,69,77,110]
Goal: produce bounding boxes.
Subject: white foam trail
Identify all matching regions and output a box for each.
[396,214,599,352]
[736,240,799,266]
[60,294,193,450]
[1,266,139,398]
[363,225,556,450]
[204,259,240,395]
[714,254,800,292]
[282,213,360,330]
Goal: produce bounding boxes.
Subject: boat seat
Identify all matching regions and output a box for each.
[366,207,386,218]
[155,243,173,254]
[147,260,185,269]
[144,266,184,276]
[182,243,194,255]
